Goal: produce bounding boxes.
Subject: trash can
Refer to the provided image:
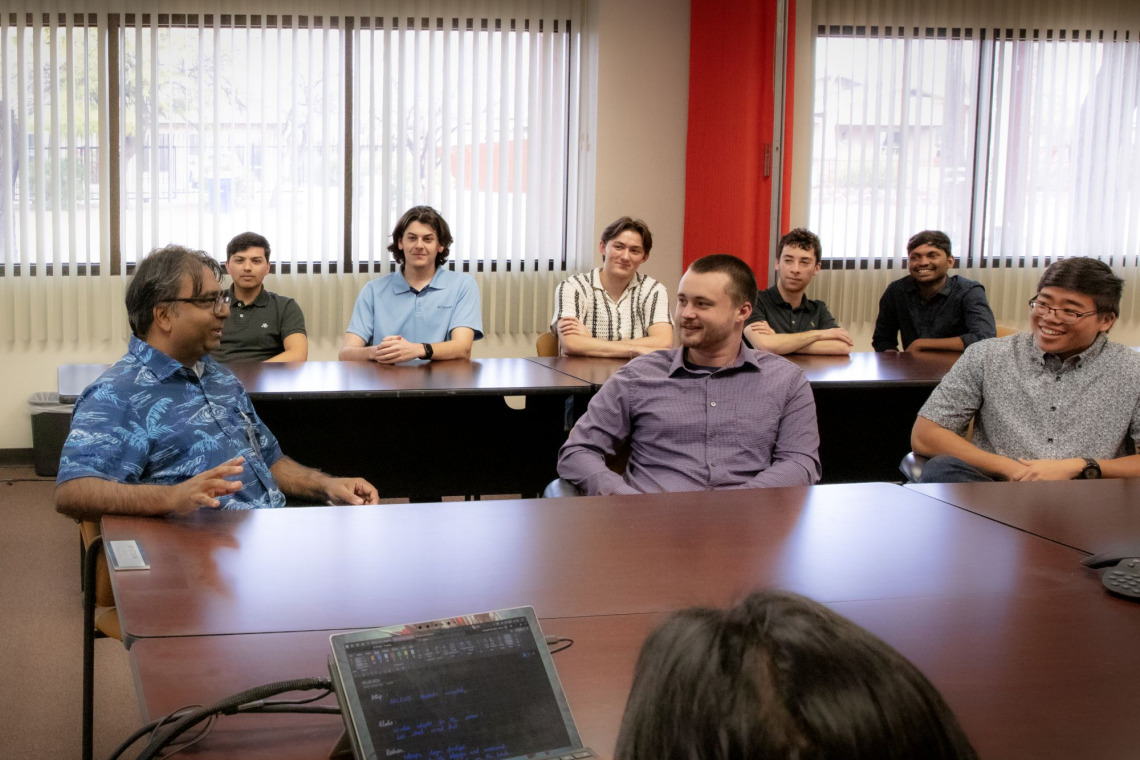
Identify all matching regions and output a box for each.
[29,392,73,477]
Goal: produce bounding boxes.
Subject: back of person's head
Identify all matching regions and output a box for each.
[387,205,454,267]
[127,245,224,339]
[601,216,654,255]
[226,231,271,261]
[1035,257,1123,317]
[614,590,978,760]
[687,254,758,307]
[906,230,953,258]
[778,228,823,264]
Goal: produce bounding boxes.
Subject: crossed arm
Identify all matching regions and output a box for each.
[54,456,379,521]
[744,321,853,355]
[556,319,673,358]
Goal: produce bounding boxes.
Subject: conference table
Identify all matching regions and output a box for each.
[59,359,593,500]
[102,482,1140,759]
[531,350,960,483]
[908,478,1140,554]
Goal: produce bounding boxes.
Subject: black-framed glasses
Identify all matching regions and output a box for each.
[1027,298,1099,325]
[164,293,231,315]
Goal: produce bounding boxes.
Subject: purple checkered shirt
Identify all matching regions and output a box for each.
[557,345,821,495]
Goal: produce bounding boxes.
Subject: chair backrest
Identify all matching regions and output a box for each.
[80,521,121,640]
[536,331,559,357]
[995,325,1017,337]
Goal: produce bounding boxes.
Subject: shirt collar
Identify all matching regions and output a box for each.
[129,334,217,382]
[905,274,954,297]
[767,285,810,312]
[668,341,760,377]
[392,267,447,294]
[590,268,639,303]
[226,283,270,308]
[1033,331,1109,369]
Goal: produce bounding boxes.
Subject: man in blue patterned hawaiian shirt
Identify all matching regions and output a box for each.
[55,245,378,520]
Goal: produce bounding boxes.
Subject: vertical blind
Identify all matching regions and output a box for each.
[0,0,582,343]
[809,0,1140,326]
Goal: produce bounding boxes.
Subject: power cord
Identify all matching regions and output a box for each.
[545,635,574,653]
[108,677,337,760]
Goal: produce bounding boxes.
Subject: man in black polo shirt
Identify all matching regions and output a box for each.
[872,230,996,353]
[214,232,308,363]
[744,228,853,355]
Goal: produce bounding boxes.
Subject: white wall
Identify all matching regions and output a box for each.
[0,0,694,451]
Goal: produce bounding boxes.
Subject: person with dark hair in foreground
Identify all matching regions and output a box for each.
[912,256,1140,482]
[340,205,483,364]
[55,245,378,520]
[556,254,820,495]
[615,590,978,760]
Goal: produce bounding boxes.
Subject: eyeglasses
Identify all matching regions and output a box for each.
[164,293,232,315]
[1027,299,1099,324]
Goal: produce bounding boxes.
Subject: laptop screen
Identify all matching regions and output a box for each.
[329,607,583,760]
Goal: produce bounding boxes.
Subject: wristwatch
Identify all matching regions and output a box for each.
[421,342,434,360]
[1080,458,1101,479]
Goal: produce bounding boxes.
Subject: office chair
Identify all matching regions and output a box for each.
[536,331,559,357]
[900,420,975,482]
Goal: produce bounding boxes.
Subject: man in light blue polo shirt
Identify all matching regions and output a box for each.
[340,206,483,363]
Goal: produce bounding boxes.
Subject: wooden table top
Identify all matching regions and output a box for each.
[529,350,959,389]
[59,358,593,402]
[103,483,1098,642]
[127,588,1140,760]
[907,478,1140,554]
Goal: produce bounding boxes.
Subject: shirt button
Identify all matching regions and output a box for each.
[1047,438,1053,443]
[710,402,717,407]
[1050,406,1056,411]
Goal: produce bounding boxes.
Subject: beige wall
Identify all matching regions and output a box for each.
[0,0,694,451]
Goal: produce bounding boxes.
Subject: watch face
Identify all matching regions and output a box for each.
[1083,461,1101,479]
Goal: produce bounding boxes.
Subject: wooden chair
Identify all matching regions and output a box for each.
[995,325,1018,337]
[536,331,559,357]
[80,521,121,760]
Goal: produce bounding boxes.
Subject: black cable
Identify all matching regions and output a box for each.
[107,705,203,760]
[133,677,333,760]
[547,636,574,653]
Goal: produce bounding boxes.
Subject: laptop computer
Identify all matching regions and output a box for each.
[328,606,597,760]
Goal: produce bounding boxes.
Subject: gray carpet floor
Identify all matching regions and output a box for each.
[0,466,138,759]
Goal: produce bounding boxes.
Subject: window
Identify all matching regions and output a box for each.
[811,25,1140,269]
[0,6,579,276]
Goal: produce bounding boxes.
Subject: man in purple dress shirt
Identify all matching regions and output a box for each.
[556,254,821,495]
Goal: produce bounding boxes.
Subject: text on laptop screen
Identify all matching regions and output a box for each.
[343,616,572,759]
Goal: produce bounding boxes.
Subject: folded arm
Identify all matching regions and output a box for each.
[557,319,673,358]
[745,322,853,355]
[906,336,965,353]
